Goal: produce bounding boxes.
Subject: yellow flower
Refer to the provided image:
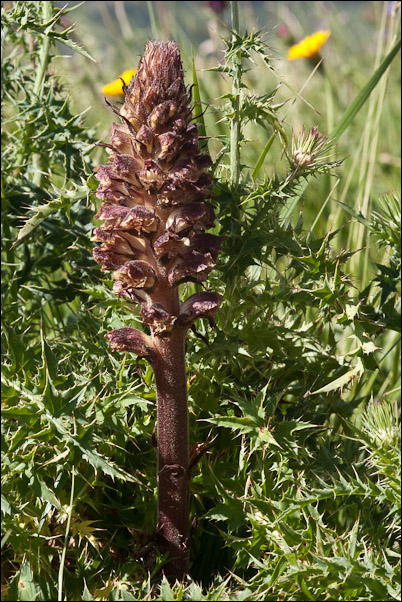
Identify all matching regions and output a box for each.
[287,30,331,60]
[102,69,136,96]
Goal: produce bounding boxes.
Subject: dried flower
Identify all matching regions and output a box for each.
[102,68,136,97]
[287,30,331,61]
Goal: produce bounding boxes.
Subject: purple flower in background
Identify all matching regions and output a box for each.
[204,1,228,14]
[388,1,401,16]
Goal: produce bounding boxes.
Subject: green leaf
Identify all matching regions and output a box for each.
[43,411,138,483]
[267,556,289,588]
[159,576,174,601]
[14,10,96,63]
[331,198,372,228]
[31,474,61,509]
[17,560,37,602]
[186,582,204,601]
[202,415,261,434]
[252,132,276,180]
[309,358,364,396]
[12,183,88,247]
[191,49,207,141]
[12,197,71,247]
[82,583,94,601]
[1,494,18,516]
[205,500,246,530]
[118,589,137,601]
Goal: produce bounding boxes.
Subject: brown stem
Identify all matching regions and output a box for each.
[152,285,190,581]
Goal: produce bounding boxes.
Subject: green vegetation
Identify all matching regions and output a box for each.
[2,1,400,600]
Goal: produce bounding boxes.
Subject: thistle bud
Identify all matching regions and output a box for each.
[292,126,336,171]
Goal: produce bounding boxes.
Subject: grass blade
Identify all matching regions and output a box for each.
[252,132,276,180]
[191,48,207,141]
[331,36,401,141]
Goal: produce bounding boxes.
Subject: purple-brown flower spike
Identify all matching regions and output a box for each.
[94,41,222,344]
[93,41,222,581]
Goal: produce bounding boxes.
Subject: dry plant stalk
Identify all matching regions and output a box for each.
[93,41,222,580]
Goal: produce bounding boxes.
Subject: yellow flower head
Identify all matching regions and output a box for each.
[287,30,331,60]
[102,69,136,96]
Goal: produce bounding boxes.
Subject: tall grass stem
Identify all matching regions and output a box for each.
[230,1,241,193]
[32,1,53,187]
[33,1,52,98]
[58,467,75,602]
[147,1,159,39]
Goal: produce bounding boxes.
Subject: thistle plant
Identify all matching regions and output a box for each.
[93,40,222,579]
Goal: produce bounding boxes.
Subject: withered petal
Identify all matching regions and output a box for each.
[178,291,223,326]
[171,155,212,181]
[136,125,155,153]
[189,233,223,260]
[166,76,186,100]
[138,160,165,190]
[112,154,144,186]
[96,177,143,205]
[113,280,149,305]
[141,303,177,335]
[153,231,190,259]
[113,260,158,290]
[148,100,177,132]
[110,123,132,154]
[157,131,183,161]
[105,327,154,357]
[93,247,128,271]
[165,203,215,234]
[95,204,159,233]
[157,177,211,207]
[168,251,215,286]
[119,104,141,131]
[93,231,147,259]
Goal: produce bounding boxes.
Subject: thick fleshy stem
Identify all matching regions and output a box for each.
[148,275,190,578]
[154,326,189,577]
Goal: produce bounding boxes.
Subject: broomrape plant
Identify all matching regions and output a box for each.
[93,41,222,580]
